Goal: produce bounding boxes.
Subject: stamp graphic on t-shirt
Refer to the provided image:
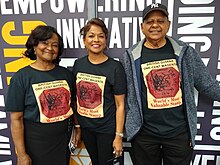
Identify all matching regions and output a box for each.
[76,72,106,118]
[141,59,182,109]
[146,67,179,98]
[32,80,73,123]
[77,81,102,109]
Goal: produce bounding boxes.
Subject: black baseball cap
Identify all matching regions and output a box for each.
[142,3,168,21]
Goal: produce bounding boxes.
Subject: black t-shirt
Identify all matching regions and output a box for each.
[141,39,186,138]
[72,56,126,134]
[5,65,74,123]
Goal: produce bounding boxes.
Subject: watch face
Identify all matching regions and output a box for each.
[116,132,123,137]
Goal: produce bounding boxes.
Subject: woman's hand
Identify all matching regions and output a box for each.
[17,153,32,165]
[72,127,81,148]
[113,136,123,157]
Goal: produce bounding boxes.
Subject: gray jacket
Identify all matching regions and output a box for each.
[120,36,220,147]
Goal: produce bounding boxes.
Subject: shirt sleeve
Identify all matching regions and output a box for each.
[5,74,25,112]
[113,61,127,95]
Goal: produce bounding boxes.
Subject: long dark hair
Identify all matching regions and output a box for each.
[23,25,64,64]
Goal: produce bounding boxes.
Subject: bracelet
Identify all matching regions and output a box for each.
[115,132,124,137]
[74,124,80,128]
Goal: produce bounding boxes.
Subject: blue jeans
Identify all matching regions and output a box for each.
[131,129,193,165]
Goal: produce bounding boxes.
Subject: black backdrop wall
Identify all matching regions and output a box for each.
[1,0,220,164]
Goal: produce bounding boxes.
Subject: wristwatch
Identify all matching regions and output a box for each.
[115,132,124,138]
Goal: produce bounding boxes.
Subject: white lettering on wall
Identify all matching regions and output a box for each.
[0,0,85,14]
[109,18,122,48]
